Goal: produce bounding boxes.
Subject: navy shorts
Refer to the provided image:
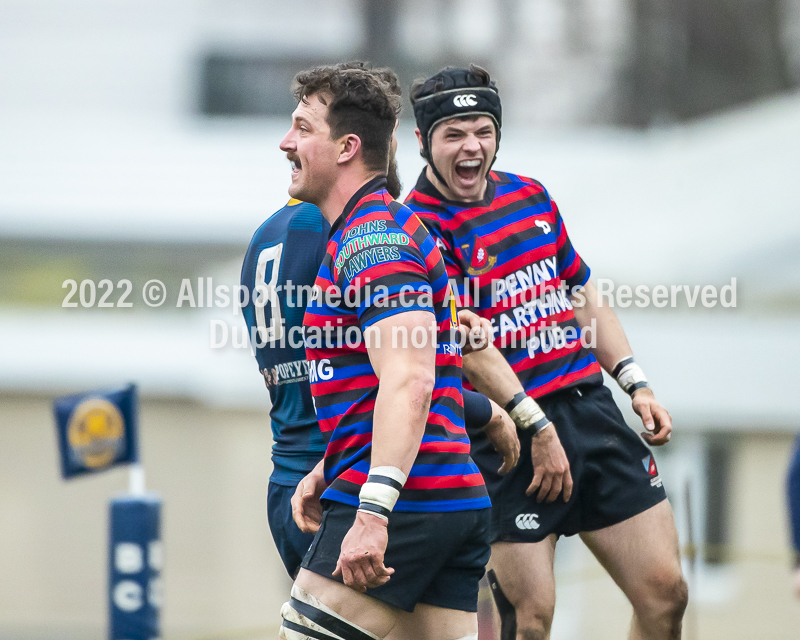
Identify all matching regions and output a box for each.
[470,382,667,543]
[301,501,492,613]
[267,481,316,578]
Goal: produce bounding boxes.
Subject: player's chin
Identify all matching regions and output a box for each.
[287,181,304,199]
[453,183,484,202]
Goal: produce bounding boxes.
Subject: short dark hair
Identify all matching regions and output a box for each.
[292,62,400,172]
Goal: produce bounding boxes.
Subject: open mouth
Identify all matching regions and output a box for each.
[454,158,481,182]
[289,156,302,174]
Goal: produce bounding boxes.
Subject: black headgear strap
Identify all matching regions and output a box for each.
[413,85,502,189]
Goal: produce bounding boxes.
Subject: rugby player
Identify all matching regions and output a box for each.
[241,66,518,581]
[240,63,400,580]
[788,436,800,598]
[241,198,517,580]
[273,63,504,640]
[241,198,329,578]
[403,65,688,640]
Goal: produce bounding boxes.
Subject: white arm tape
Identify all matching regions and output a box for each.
[358,483,400,512]
[369,466,408,486]
[508,396,548,431]
[358,466,408,512]
[616,362,648,394]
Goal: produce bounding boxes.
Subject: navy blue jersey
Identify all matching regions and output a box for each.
[789,435,800,564]
[241,200,330,486]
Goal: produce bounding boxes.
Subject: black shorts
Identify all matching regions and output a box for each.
[267,481,316,578]
[301,501,491,613]
[470,381,667,543]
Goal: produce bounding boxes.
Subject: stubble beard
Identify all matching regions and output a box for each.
[291,168,325,208]
[386,155,402,200]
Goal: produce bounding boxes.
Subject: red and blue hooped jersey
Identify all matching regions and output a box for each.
[303,177,490,512]
[404,170,603,399]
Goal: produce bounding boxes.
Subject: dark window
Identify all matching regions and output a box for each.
[199,54,335,117]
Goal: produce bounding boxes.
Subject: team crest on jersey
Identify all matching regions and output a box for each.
[642,455,663,487]
[461,236,496,276]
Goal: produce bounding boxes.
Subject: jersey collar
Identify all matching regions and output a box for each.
[413,168,496,209]
[330,175,388,237]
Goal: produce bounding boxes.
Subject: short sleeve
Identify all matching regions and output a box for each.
[336,225,435,329]
[552,199,591,290]
[463,389,492,434]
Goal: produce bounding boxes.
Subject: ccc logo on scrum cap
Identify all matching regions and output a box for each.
[453,94,478,108]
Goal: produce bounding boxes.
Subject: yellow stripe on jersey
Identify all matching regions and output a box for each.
[448,284,458,329]
[287,198,303,206]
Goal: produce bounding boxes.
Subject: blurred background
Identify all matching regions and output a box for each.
[1,0,799,638]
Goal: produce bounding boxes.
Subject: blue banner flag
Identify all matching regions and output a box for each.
[53,384,139,479]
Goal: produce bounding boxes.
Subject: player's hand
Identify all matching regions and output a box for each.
[334,511,394,592]
[632,387,672,446]
[291,462,327,534]
[483,399,520,474]
[458,309,493,355]
[527,425,573,503]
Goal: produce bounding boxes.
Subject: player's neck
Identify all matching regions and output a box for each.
[425,165,488,203]
[318,169,385,225]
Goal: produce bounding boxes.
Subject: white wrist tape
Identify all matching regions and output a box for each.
[507,395,550,433]
[613,357,649,395]
[357,466,407,521]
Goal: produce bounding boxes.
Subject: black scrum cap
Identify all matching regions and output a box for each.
[411,66,502,188]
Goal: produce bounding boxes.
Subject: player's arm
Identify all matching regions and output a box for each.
[571,279,672,445]
[426,214,568,499]
[462,347,572,502]
[292,459,326,533]
[462,345,523,407]
[368,310,436,471]
[333,309,436,593]
[440,227,570,501]
[787,437,800,598]
[463,389,519,474]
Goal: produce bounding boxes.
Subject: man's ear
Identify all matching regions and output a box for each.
[414,127,424,152]
[337,134,362,165]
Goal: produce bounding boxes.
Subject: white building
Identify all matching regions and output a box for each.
[1,1,798,638]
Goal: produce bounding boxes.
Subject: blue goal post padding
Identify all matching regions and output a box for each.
[788,435,800,563]
[109,494,162,640]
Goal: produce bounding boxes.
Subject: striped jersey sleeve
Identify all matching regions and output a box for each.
[335,203,435,328]
[552,199,590,290]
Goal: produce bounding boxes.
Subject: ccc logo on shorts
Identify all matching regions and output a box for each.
[515,513,540,530]
[453,94,478,108]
